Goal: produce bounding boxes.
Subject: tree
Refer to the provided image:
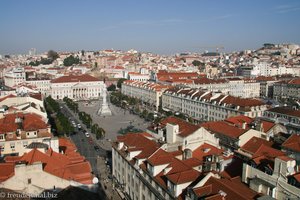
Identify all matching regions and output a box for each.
[141,110,148,118]
[96,127,105,140]
[63,55,80,66]
[81,50,85,56]
[192,60,202,66]
[147,113,154,121]
[117,78,127,88]
[107,84,116,91]
[48,50,59,61]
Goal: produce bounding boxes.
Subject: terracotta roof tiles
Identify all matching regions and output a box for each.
[159,116,199,137]
[240,137,273,155]
[282,134,300,153]
[202,121,247,139]
[193,177,259,200]
[51,74,100,83]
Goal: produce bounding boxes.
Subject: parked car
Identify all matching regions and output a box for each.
[85,132,90,138]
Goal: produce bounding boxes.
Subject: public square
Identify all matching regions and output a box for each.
[77,95,150,150]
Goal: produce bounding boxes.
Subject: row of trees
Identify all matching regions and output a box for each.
[78,111,93,128]
[63,97,79,113]
[44,96,74,136]
[110,91,140,107]
[91,123,106,139]
[63,97,106,140]
[110,92,157,122]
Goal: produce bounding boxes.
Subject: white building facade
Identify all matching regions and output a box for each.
[162,88,267,121]
[26,79,51,96]
[188,78,260,98]
[4,67,26,88]
[50,74,104,100]
[121,80,169,110]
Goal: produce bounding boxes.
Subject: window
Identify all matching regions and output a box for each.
[23,141,28,148]
[28,179,31,184]
[10,143,15,149]
[0,144,4,152]
[0,135,4,140]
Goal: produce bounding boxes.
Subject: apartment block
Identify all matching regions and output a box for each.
[122,80,170,110]
[162,88,267,121]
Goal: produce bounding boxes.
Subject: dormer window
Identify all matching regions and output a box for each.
[10,142,15,150]
[0,143,4,152]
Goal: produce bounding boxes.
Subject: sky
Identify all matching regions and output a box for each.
[0,0,300,55]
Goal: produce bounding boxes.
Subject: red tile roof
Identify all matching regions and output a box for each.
[29,93,42,101]
[0,163,15,182]
[5,147,93,184]
[0,94,17,102]
[148,149,174,166]
[0,113,49,133]
[51,74,100,83]
[251,145,286,168]
[166,169,199,184]
[240,137,273,155]
[192,143,224,161]
[157,71,199,82]
[282,134,300,153]
[221,96,264,107]
[116,133,160,160]
[260,120,275,132]
[267,107,300,118]
[112,66,124,70]
[193,177,258,200]
[202,121,247,139]
[164,88,265,110]
[252,144,285,159]
[225,115,254,127]
[289,78,300,85]
[159,116,199,137]
[193,77,227,85]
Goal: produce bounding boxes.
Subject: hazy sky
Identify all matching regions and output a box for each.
[0,0,300,55]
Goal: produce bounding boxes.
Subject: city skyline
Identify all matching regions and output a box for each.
[1,0,300,55]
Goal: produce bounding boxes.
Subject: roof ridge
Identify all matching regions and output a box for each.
[213,178,249,200]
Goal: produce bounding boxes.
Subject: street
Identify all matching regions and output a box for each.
[58,93,151,200]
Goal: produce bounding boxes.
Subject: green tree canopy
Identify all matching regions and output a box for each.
[192,60,202,66]
[107,84,116,91]
[117,78,127,88]
[48,50,59,61]
[63,55,80,66]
